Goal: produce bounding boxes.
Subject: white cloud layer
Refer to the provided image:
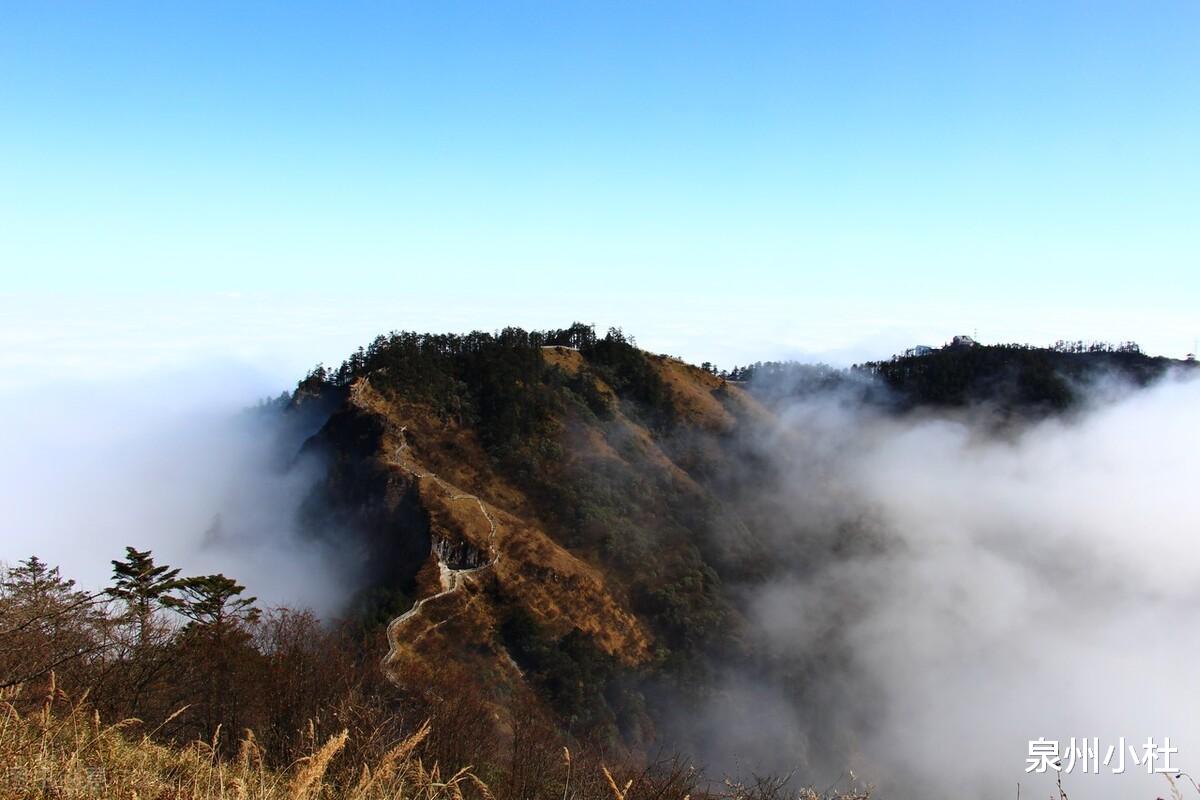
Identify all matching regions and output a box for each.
[0,363,357,614]
[701,372,1200,799]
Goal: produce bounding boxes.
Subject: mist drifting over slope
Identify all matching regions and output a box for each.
[3,340,1197,799]
[0,364,355,614]
[692,370,1200,799]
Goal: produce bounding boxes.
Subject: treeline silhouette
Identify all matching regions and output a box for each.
[858,339,1180,410]
[724,339,1191,412]
[0,550,398,764]
[302,323,676,442]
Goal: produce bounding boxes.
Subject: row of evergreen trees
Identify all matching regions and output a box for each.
[0,550,401,765]
[300,323,677,455]
[718,339,1180,412]
[2,550,258,688]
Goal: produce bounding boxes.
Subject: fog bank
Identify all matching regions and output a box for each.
[0,363,355,615]
[697,372,1200,799]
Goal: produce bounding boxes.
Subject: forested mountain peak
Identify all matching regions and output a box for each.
[284,325,1195,759]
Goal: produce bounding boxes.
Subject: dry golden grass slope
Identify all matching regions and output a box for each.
[326,352,785,759]
[342,377,653,740]
[0,685,872,800]
[0,686,480,800]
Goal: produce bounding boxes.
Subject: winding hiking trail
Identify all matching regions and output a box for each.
[383,425,502,673]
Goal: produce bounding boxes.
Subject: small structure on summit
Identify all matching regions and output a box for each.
[948,334,978,349]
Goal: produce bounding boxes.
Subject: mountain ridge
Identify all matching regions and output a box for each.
[284,325,1196,761]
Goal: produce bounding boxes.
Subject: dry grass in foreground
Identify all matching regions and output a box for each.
[0,683,482,800]
[0,682,870,800]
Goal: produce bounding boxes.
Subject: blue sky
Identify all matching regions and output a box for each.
[2,1,1198,386]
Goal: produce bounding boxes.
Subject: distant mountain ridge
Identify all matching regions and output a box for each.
[728,336,1191,413]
